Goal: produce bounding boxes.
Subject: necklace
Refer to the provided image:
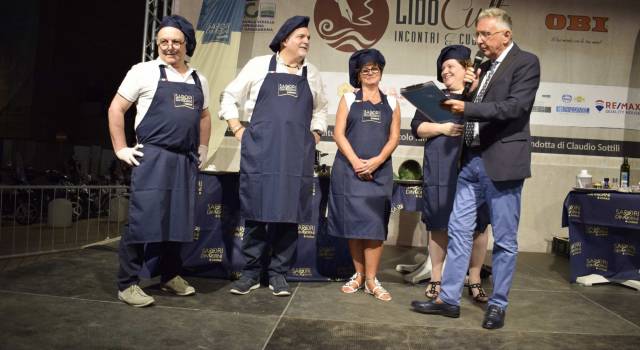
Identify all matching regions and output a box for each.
[283,62,300,69]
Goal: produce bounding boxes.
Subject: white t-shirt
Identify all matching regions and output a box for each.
[218,53,328,134]
[117,58,210,129]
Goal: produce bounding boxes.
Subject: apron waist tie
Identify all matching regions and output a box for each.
[186,151,199,164]
[143,144,199,164]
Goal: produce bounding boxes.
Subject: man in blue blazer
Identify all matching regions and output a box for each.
[411,8,540,330]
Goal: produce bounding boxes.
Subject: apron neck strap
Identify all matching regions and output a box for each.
[355,89,387,105]
[158,65,202,89]
[355,89,363,101]
[190,71,202,89]
[268,55,277,72]
[380,90,389,106]
[159,65,168,81]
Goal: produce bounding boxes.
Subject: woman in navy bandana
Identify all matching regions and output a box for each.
[327,49,400,302]
[410,45,490,303]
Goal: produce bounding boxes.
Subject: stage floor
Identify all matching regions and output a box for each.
[1,244,639,349]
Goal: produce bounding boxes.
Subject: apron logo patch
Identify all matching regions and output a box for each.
[201,247,224,263]
[278,83,298,98]
[174,93,195,109]
[362,109,381,123]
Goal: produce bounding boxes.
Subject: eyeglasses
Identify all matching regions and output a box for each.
[474,30,506,39]
[157,39,185,49]
[360,67,380,75]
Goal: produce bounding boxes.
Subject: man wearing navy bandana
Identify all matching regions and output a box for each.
[108,15,211,307]
[220,15,328,297]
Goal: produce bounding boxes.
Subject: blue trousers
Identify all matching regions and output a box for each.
[440,150,523,309]
[240,220,298,280]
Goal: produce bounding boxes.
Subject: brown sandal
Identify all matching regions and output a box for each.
[424,281,441,299]
[468,283,489,303]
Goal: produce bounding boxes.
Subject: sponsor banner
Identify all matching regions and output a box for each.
[175,0,640,170]
[531,136,640,157]
[321,130,640,158]
[242,0,276,32]
[229,0,639,126]
[185,0,247,169]
[197,0,245,44]
[531,83,640,128]
[320,73,640,129]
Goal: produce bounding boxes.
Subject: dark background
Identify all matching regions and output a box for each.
[1,0,145,177]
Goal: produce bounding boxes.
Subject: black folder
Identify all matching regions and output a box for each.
[400,81,459,123]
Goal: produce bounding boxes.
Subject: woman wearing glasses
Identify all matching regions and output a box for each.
[328,49,400,301]
[410,45,490,303]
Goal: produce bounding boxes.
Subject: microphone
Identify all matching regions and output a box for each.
[463,51,485,98]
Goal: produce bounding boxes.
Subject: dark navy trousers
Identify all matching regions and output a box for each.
[117,237,183,290]
[240,220,298,280]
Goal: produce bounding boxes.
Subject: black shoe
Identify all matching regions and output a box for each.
[482,304,506,329]
[229,276,260,295]
[268,275,291,296]
[411,300,460,318]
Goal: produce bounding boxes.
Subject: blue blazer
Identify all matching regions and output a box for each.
[464,43,540,182]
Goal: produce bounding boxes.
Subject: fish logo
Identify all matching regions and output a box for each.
[313,0,389,52]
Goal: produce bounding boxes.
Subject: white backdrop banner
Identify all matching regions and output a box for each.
[174,0,640,166]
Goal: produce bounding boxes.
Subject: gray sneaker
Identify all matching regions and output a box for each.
[118,285,155,307]
[268,275,291,296]
[162,275,196,296]
[229,276,260,295]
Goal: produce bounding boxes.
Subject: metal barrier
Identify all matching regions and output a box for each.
[0,185,129,258]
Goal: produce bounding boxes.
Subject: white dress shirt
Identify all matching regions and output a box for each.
[218,53,328,134]
[117,58,210,129]
[472,42,514,140]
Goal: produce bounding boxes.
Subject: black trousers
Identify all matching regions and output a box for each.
[117,237,183,291]
[240,220,298,280]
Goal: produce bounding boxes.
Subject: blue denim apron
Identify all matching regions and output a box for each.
[239,55,315,223]
[127,65,203,243]
[328,90,393,240]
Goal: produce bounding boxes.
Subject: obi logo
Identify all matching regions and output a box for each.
[561,94,572,103]
[545,14,608,32]
[174,93,194,109]
[362,109,381,123]
[314,0,389,52]
[278,83,298,98]
[595,99,605,112]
